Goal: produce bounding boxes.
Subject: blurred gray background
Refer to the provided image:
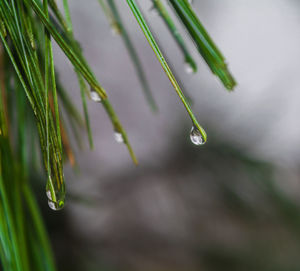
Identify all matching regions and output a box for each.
[49,1,300,270]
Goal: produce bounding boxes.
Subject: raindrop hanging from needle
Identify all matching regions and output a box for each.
[190,126,206,145]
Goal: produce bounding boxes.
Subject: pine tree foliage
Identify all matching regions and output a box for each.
[0,0,235,269]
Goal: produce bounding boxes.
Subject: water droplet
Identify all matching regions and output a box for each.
[48,199,65,211]
[190,126,205,145]
[46,189,52,200]
[90,89,101,102]
[114,131,124,143]
[188,0,193,4]
[184,62,194,74]
[46,180,65,211]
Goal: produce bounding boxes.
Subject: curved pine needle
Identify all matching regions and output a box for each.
[62,0,94,149]
[23,185,56,271]
[104,0,158,111]
[43,0,64,203]
[0,0,65,205]
[0,175,23,271]
[153,0,197,73]
[102,99,138,165]
[43,0,52,193]
[126,0,207,142]
[25,0,108,100]
[78,72,94,149]
[168,0,236,90]
[59,0,138,164]
[97,0,121,34]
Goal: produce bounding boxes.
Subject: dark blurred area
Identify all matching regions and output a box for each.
[43,129,300,271]
[45,0,300,270]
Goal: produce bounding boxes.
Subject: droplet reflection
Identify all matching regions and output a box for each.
[190,126,205,146]
[46,180,65,211]
[48,199,65,211]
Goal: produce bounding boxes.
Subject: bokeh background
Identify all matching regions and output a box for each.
[45,0,300,270]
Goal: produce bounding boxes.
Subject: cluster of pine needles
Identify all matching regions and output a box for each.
[0,0,235,270]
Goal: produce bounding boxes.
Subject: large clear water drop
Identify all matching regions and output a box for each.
[190,126,205,145]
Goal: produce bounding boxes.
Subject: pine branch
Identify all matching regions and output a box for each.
[168,0,236,90]
[101,0,158,112]
[0,1,237,269]
[153,0,197,73]
[126,0,207,142]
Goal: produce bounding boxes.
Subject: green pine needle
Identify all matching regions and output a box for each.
[168,0,236,90]
[126,0,207,142]
[153,0,197,73]
[0,1,237,269]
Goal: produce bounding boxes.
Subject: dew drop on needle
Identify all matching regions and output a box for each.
[48,199,65,211]
[90,89,102,102]
[184,62,194,74]
[46,180,65,211]
[190,126,205,146]
[114,131,124,143]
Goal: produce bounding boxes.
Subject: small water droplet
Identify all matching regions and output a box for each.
[188,0,193,4]
[190,126,205,145]
[90,89,102,102]
[184,62,194,74]
[114,131,124,143]
[48,199,65,211]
